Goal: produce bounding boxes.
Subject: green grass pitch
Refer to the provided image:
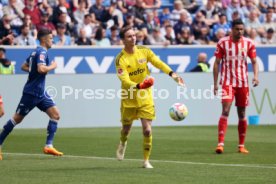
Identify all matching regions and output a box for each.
[0,125,275,184]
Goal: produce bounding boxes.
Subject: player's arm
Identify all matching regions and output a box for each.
[248,43,259,87]
[251,58,259,87]
[37,61,57,74]
[213,42,224,95]
[115,56,153,89]
[21,62,29,72]
[0,96,4,117]
[213,57,221,95]
[146,48,184,86]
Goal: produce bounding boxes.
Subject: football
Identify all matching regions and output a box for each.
[169,103,188,121]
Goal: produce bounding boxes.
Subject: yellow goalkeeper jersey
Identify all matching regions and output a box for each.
[115,46,172,108]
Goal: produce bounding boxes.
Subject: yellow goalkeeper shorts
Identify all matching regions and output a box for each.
[121,104,155,125]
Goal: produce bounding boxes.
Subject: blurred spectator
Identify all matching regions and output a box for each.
[73,0,89,26]
[55,7,75,37]
[109,0,124,28]
[171,1,192,24]
[108,25,122,45]
[176,27,199,45]
[144,11,157,34]
[148,27,169,45]
[14,24,37,46]
[164,24,176,45]
[53,23,72,46]
[23,14,38,39]
[75,27,92,45]
[245,9,265,36]
[159,7,170,25]
[190,52,209,72]
[198,0,222,26]
[242,0,261,18]
[263,8,276,31]
[130,0,146,28]
[196,25,213,45]
[160,19,175,40]
[221,0,232,9]
[212,28,226,42]
[52,0,74,26]
[152,9,160,26]
[248,28,262,45]
[142,0,161,9]
[173,10,191,39]
[36,11,56,36]
[89,0,112,27]
[262,28,276,44]
[93,26,111,46]
[226,0,245,22]
[136,30,150,45]
[212,12,231,37]
[3,0,25,35]
[0,47,15,74]
[77,14,96,38]
[191,10,208,39]
[260,6,276,22]
[0,4,3,19]
[23,0,41,25]
[231,10,242,23]
[259,0,276,13]
[0,14,14,45]
[123,13,139,30]
[125,0,136,6]
[116,0,129,14]
[182,0,201,14]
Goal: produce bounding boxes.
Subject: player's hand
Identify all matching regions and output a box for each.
[252,77,259,87]
[51,61,57,69]
[138,76,154,89]
[171,73,185,87]
[214,84,218,95]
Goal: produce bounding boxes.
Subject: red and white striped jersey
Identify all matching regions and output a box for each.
[214,36,256,87]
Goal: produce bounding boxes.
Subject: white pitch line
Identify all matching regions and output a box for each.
[4,152,276,169]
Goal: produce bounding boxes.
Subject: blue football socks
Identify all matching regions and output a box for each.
[46,119,58,147]
[0,119,16,145]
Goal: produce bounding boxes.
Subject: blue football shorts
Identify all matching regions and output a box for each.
[16,93,56,116]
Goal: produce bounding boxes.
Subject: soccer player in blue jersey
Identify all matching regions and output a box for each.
[0,29,63,160]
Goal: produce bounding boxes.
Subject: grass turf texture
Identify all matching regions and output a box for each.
[0,125,275,184]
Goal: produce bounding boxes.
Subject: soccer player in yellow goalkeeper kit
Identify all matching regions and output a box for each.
[115,26,184,169]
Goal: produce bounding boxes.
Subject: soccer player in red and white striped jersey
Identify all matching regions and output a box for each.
[213,19,259,154]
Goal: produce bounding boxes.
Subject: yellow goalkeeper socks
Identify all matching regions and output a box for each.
[143,135,152,160]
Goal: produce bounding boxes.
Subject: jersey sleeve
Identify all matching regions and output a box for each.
[38,50,47,65]
[214,41,224,59]
[115,54,137,89]
[247,42,257,59]
[146,48,172,74]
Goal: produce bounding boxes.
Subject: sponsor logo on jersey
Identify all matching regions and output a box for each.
[40,54,45,61]
[138,58,147,64]
[129,68,145,76]
[239,48,247,55]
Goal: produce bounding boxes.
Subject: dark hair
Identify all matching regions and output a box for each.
[20,24,29,30]
[94,26,104,41]
[37,29,52,41]
[111,25,118,31]
[84,14,91,19]
[0,47,6,53]
[232,19,244,28]
[119,26,133,39]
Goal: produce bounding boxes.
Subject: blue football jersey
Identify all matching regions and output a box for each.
[23,46,50,97]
